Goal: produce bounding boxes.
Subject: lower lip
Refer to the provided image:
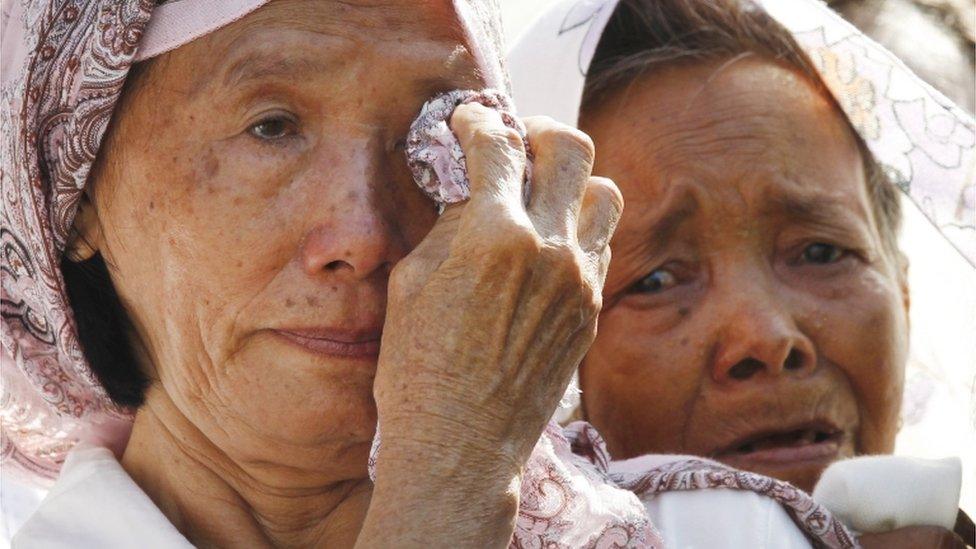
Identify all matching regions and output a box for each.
[717,439,841,466]
[272,331,381,359]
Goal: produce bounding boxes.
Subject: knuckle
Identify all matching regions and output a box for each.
[451,102,488,131]
[388,260,420,300]
[544,243,586,285]
[526,121,595,166]
[469,127,526,158]
[522,114,557,130]
[491,219,542,256]
[549,127,595,166]
[588,177,625,218]
[582,287,603,321]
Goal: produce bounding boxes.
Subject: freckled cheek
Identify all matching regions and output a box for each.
[158,143,299,247]
[583,306,705,452]
[802,273,907,452]
[126,147,297,326]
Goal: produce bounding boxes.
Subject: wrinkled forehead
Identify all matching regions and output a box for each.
[587,59,870,223]
[604,58,860,182]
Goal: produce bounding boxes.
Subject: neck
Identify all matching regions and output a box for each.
[121,387,372,548]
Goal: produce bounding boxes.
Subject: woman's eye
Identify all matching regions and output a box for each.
[248,116,296,141]
[801,242,845,264]
[632,268,677,294]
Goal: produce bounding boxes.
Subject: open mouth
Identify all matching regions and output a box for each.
[714,424,844,464]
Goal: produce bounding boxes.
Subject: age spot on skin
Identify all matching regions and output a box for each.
[203,151,219,179]
[285,298,295,308]
[677,307,691,317]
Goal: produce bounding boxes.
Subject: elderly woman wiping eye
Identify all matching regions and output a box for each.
[2,0,868,547]
[2,0,625,545]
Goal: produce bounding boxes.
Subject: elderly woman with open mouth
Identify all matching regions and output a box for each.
[509,0,973,545]
[1,0,875,547]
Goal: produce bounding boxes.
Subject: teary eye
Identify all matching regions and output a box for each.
[631,268,677,294]
[801,242,845,265]
[248,115,297,141]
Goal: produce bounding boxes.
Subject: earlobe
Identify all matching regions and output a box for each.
[65,195,102,262]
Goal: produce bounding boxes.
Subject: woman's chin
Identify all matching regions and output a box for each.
[211,355,379,451]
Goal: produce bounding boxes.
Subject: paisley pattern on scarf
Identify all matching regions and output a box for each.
[513,422,660,548]
[1,0,153,481]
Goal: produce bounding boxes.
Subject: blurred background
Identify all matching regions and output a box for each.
[2,0,974,545]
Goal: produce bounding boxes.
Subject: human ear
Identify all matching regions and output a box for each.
[65,193,102,262]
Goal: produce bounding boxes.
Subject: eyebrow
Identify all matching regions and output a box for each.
[650,202,697,243]
[763,191,863,225]
[641,190,699,255]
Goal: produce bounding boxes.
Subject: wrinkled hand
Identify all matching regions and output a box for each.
[360,103,622,546]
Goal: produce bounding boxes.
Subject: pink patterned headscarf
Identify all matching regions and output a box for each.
[2,0,153,481]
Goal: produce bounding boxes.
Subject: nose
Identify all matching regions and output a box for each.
[299,142,410,280]
[300,206,403,279]
[710,286,816,385]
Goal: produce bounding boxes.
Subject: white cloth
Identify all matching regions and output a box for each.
[12,444,818,548]
[11,445,192,549]
[813,455,962,533]
[646,490,812,548]
[610,455,812,548]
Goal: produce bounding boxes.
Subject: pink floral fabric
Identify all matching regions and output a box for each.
[1,0,154,481]
[406,89,529,205]
[505,422,661,548]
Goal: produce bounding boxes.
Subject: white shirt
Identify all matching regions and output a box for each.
[12,445,192,548]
